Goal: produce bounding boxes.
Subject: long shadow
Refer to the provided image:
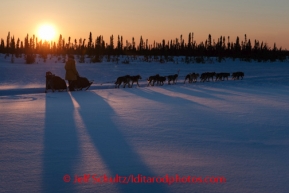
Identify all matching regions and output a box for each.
[43,93,79,193]
[128,87,210,109]
[119,87,264,149]
[164,85,228,101]
[71,91,169,193]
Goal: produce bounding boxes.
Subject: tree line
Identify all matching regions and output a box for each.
[1,32,288,64]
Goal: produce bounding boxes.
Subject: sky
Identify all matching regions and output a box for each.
[1,0,289,49]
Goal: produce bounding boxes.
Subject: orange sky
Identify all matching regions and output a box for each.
[1,0,289,49]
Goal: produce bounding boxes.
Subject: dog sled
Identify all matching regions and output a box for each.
[74,75,93,91]
[45,71,67,93]
[45,71,93,93]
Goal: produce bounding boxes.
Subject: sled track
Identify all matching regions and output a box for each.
[0,77,248,96]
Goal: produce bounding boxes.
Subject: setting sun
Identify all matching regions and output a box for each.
[37,24,56,41]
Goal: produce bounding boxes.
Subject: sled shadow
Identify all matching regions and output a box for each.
[43,93,80,193]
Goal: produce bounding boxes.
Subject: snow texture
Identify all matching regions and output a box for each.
[0,54,289,193]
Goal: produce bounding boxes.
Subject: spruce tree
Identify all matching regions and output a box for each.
[6,32,10,50]
[139,36,144,52]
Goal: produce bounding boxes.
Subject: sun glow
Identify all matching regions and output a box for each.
[37,24,56,41]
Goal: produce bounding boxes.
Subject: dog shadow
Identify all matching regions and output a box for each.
[125,87,209,109]
[166,85,228,101]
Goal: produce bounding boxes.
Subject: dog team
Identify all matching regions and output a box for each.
[45,54,244,92]
[115,71,244,88]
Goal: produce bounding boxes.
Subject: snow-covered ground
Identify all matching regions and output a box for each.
[0,54,289,193]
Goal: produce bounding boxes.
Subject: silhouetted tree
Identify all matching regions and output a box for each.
[0,31,288,63]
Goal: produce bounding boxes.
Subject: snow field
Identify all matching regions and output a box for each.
[0,54,289,193]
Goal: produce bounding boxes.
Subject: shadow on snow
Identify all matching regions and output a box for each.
[43,93,80,193]
[71,91,169,193]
